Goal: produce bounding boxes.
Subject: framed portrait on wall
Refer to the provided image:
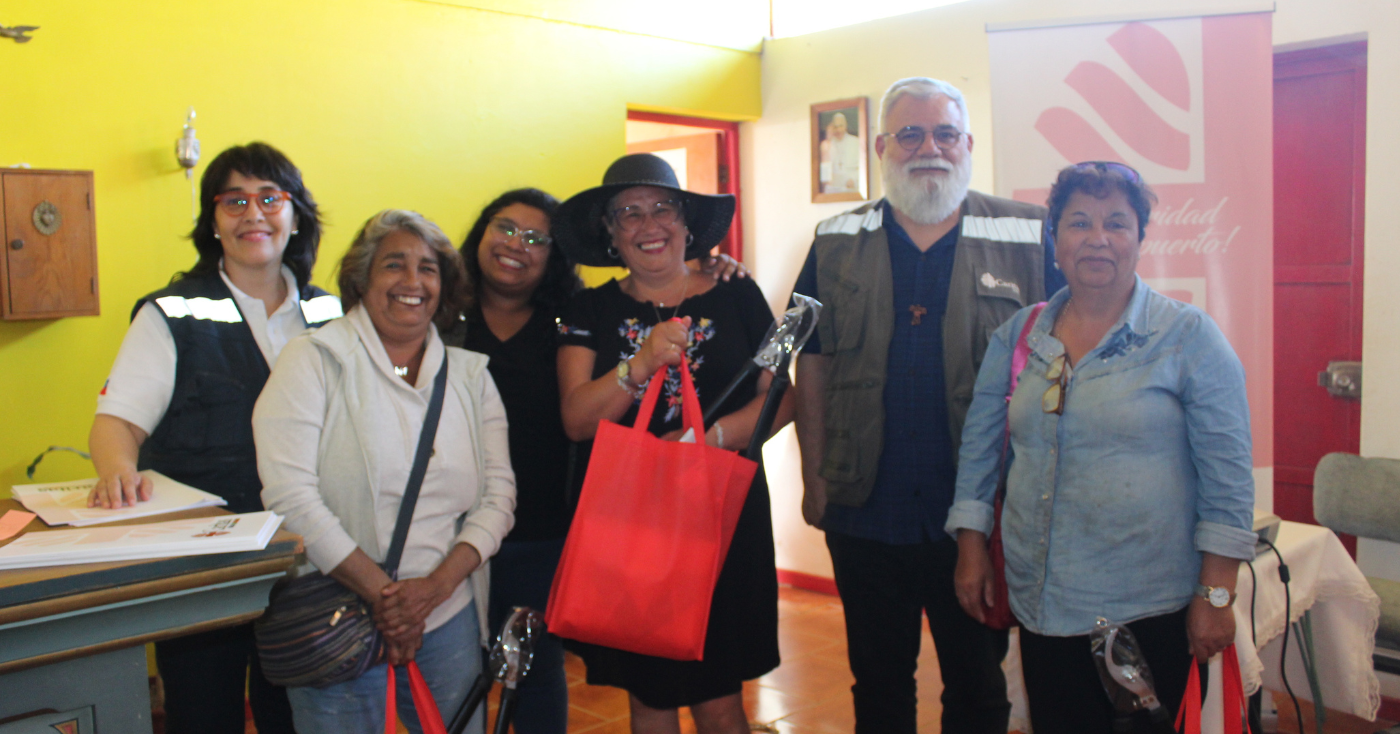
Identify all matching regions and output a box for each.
[810,97,869,203]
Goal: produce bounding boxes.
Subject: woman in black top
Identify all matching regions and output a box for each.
[444,188,577,734]
[445,188,746,734]
[554,154,790,734]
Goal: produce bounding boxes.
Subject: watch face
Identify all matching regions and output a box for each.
[1208,587,1231,607]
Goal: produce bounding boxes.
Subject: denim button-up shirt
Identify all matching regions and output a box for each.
[945,277,1257,636]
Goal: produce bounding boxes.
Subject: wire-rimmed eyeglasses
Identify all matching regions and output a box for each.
[490,217,552,250]
[879,125,967,152]
[611,199,683,233]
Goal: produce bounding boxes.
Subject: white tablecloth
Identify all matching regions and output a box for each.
[1234,520,1381,720]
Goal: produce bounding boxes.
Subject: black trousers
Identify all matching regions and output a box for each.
[826,531,1010,734]
[1019,606,1192,734]
[154,622,295,734]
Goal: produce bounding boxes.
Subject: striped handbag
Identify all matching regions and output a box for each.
[255,361,447,688]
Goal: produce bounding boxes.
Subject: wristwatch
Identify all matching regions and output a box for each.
[1195,584,1233,608]
[616,358,646,399]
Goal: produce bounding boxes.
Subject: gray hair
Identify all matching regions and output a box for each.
[337,209,470,326]
[879,77,970,133]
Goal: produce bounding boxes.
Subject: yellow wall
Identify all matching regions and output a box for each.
[0,0,759,492]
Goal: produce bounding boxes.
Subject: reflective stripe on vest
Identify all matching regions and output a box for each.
[816,206,884,236]
[300,294,343,324]
[961,216,1042,244]
[154,295,243,323]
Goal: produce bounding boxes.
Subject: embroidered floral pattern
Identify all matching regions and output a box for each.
[1099,329,1156,360]
[617,317,716,422]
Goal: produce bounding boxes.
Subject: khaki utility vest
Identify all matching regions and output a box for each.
[810,191,1050,506]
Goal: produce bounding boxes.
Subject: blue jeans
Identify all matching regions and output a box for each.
[288,601,484,734]
[488,538,569,734]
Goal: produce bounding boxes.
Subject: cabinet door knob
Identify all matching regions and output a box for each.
[9,239,23,251]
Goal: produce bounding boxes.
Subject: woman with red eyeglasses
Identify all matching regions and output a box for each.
[86,142,338,734]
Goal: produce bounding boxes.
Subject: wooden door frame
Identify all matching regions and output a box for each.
[627,111,744,262]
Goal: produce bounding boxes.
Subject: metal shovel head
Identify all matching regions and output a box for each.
[753,294,822,371]
[488,606,544,685]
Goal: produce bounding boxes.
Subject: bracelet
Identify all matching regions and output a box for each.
[616,366,647,400]
[714,423,725,449]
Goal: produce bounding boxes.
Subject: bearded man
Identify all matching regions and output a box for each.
[789,77,1066,734]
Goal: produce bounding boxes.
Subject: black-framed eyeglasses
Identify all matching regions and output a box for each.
[490,217,552,250]
[611,199,682,232]
[880,125,967,152]
[1072,161,1143,184]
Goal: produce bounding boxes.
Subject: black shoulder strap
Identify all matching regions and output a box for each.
[382,355,450,575]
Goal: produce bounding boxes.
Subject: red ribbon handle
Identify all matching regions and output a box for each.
[1174,645,1251,734]
[384,662,447,734]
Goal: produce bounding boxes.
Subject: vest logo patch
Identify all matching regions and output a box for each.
[980,272,1022,296]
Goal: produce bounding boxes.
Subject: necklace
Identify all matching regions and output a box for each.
[391,341,426,379]
[649,276,690,323]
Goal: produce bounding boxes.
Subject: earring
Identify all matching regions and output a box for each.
[213,233,221,240]
[685,232,695,247]
[292,229,299,235]
[606,245,620,260]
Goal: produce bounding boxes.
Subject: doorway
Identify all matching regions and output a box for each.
[625,111,743,261]
[1272,41,1366,555]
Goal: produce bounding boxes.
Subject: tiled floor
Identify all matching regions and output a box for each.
[230,585,1397,733]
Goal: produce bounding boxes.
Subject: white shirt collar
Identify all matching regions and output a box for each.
[217,258,299,316]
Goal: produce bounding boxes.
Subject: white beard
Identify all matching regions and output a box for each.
[882,154,972,225]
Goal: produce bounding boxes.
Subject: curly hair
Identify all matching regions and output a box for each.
[183,142,322,288]
[460,188,581,312]
[1046,162,1157,243]
[338,209,470,330]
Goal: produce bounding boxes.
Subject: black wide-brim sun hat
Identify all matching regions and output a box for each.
[555,153,736,268]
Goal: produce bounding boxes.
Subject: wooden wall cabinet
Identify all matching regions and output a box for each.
[0,169,99,319]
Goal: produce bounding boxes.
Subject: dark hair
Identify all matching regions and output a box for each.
[1046,162,1157,243]
[183,142,322,288]
[338,209,469,330]
[460,188,581,312]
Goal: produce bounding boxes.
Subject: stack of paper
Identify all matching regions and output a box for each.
[11,470,226,527]
[0,511,283,570]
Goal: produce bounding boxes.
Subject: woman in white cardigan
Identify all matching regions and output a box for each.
[253,209,516,734]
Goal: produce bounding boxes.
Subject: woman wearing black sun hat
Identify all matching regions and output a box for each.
[554,153,791,734]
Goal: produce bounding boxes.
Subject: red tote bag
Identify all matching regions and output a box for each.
[546,359,758,661]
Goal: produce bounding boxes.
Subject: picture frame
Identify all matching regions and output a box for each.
[810,97,869,203]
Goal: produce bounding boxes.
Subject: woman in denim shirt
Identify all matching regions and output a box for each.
[947,163,1257,734]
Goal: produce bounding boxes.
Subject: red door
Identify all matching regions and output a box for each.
[627,111,744,261]
[1272,42,1366,554]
